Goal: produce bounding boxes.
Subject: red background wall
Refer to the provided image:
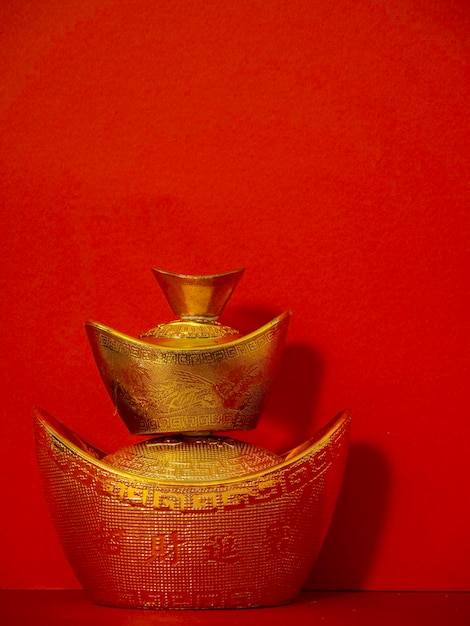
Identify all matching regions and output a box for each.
[1,0,469,591]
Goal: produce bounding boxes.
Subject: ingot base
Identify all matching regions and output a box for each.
[34,408,351,610]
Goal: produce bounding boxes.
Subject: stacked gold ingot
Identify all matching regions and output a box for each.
[34,268,351,609]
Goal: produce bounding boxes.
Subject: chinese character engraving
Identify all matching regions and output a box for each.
[146,531,182,566]
[97,522,124,555]
[204,532,240,563]
[265,524,292,559]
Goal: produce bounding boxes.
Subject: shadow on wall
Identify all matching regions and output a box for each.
[225,305,324,451]
[226,305,390,590]
[266,342,324,444]
[307,442,391,590]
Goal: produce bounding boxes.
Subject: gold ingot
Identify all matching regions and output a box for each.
[151,267,244,321]
[34,266,352,609]
[34,407,351,610]
[85,268,290,435]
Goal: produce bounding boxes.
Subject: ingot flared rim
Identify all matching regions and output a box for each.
[33,407,351,487]
[85,310,291,352]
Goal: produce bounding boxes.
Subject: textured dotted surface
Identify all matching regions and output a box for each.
[104,435,280,481]
[34,410,351,609]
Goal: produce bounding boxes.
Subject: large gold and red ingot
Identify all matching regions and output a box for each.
[34,267,352,609]
[34,408,351,609]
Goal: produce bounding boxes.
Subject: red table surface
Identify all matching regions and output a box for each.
[1,591,469,626]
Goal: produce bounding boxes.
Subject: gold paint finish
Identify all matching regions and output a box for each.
[151,267,244,321]
[34,408,351,609]
[141,319,240,344]
[85,312,290,435]
[34,267,352,609]
[85,267,290,435]
[103,435,281,481]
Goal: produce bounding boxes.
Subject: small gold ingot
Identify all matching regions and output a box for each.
[151,267,244,321]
